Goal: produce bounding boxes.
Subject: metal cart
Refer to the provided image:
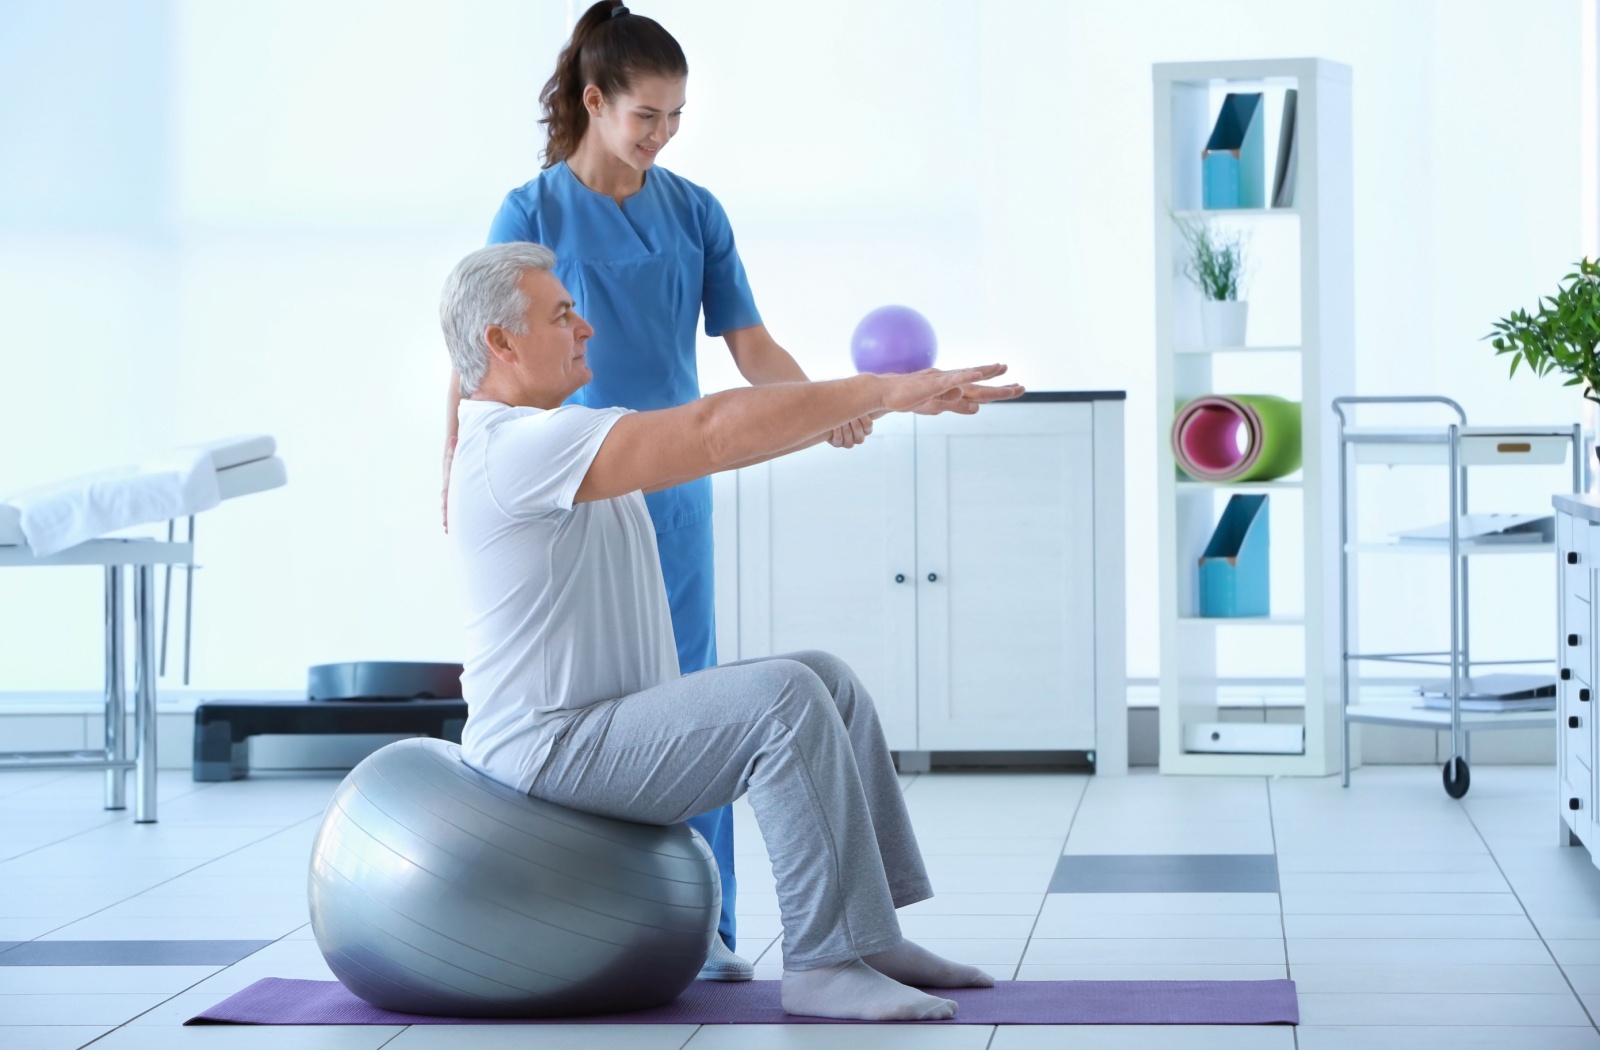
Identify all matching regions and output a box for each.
[1333,396,1581,798]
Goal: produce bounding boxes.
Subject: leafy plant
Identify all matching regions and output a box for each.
[1174,214,1247,301]
[1486,257,1600,404]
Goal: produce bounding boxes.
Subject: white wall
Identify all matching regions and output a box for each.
[0,0,1585,694]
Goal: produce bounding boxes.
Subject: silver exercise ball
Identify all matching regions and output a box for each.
[307,737,719,1018]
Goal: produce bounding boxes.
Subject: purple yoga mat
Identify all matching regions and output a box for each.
[187,977,1298,1026]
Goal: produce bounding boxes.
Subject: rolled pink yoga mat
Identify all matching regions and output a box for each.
[1173,395,1301,483]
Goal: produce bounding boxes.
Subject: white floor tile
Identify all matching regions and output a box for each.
[185,939,337,994]
[1289,963,1572,994]
[684,1024,994,1049]
[1278,873,1512,894]
[86,1023,404,1048]
[1283,914,1539,939]
[898,894,1044,916]
[915,838,1065,857]
[1013,963,1288,981]
[1287,938,1553,965]
[1037,892,1281,916]
[1280,892,1524,915]
[1022,938,1285,965]
[0,1026,115,1050]
[0,992,171,1025]
[1298,992,1590,1026]
[1297,1026,1600,1050]
[1275,852,1500,874]
[992,1026,1294,1049]
[1031,912,1282,939]
[1547,940,1600,966]
[386,1026,700,1049]
[0,965,222,993]
[896,914,1039,939]
[40,914,305,941]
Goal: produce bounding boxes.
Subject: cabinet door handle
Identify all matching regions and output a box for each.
[894,573,906,584]
[1583,688,1592,703]
[1564,668,1574,681]
[1571,634,1582,647]
[1572,716,1582,729]
[1572,798,1583,811]
[927,572,939,583]
[1571,551,1582,565]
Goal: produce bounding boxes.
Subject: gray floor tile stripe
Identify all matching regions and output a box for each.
[0,940,273,966]
[1050,854,1280,893]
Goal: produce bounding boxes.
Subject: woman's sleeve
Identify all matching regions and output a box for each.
[486,191,537,246]
[700,192,762,337]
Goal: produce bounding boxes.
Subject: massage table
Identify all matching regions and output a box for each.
[0,436,287,821]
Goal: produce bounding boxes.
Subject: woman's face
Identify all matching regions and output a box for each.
[584,75,686,172]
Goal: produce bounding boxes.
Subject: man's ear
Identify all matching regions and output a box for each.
[483,325,518,366]
[582,83,606,118]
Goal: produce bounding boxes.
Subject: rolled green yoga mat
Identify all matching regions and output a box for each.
[1173,394,1302,482]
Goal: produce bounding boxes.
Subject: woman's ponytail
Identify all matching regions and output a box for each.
[537,1,688,168]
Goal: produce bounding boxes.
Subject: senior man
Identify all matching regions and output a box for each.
[440,242,1023,1021]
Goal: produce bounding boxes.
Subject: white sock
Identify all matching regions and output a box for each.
[864,939,995,988]
[781,959,958,1021]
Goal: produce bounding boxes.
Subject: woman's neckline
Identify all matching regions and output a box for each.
[560,158,653,206]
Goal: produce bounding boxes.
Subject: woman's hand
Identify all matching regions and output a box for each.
[442,435,457,532]
[880,364,1024,415]
[827,414,875,449]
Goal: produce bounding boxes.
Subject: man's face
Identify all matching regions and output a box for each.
[502,269,594,403]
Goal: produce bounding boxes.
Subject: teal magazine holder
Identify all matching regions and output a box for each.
[1202,92,1265,209]
[1199,494,1269,617]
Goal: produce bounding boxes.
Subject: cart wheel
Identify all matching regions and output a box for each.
[1443,757,1470,799]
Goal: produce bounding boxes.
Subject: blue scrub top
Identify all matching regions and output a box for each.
[486,161,761,533]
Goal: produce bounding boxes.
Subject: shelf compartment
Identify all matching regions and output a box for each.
[1177,615,1304,627]
[1345,541,1556,557]
[1174,343,1305,356]
[1344,701,1556,732]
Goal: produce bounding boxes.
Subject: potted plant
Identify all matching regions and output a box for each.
[1486,257,1600,400]
[1176,215,1249,347]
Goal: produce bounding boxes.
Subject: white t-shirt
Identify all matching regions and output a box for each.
[448,399,680,791]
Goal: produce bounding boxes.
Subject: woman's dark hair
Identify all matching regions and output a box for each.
[539,1,688,168]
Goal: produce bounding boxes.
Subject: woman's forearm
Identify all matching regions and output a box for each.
[446,372,463,441]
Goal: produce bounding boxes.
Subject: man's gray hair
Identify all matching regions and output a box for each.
[440,242,558,396]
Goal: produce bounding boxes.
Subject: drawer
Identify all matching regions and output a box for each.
[1566,590,1594,687]
[1566,708,1594,779]
[1566,761,1594,826]
[1564,517,1594,603]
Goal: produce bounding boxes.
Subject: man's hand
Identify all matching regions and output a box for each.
[880,364,1024,415]
[442,435,457,532]
[827,414,874,448]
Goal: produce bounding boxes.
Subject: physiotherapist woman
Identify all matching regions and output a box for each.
[442,0,873,981]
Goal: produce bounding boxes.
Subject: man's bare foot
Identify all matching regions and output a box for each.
[864,938,995,988]
[781,959,957,1020]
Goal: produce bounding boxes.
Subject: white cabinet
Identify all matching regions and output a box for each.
[713,395,1126,773]
[1557,497,1599,862]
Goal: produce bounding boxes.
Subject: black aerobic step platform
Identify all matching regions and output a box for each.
[193,662,466,782]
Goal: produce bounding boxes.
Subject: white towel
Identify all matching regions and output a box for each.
[4,448,221,557]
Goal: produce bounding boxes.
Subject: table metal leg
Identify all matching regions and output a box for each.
[134,565,158,823]
[103,566,126,810]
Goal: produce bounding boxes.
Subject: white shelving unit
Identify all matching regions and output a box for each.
[1153,58,1354,776]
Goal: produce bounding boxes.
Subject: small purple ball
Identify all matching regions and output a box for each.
[850,305,938,375]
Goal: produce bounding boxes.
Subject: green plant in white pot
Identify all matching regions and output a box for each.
[1176,215,1249,347]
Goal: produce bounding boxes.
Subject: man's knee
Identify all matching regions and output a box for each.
[756,658,845,724]
[780,650,858,692]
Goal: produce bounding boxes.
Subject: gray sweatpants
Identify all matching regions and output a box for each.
[528,649,933,969]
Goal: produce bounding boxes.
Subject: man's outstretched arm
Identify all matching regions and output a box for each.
[574,365,1019,504]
